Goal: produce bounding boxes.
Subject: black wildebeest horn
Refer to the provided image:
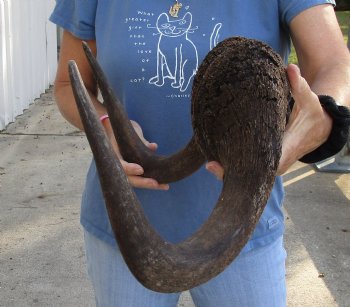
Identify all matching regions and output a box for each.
[68,37,290,292]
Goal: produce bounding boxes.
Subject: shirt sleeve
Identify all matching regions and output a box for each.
[279,0,336,26]
[49,0,97,40]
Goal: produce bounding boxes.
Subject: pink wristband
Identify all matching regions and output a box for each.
[99,114,109,123]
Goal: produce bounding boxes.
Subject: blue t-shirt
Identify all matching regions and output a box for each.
[50,0,335,252]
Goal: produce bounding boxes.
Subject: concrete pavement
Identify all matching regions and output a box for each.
[0,88,349,306]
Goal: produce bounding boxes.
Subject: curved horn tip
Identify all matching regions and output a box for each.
[68,59,76,66]
[67,60,78,75]
[82,40,89,50]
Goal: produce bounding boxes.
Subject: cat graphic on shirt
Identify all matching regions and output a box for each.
[149,12,198,92]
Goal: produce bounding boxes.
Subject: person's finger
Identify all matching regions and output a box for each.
[205,161,224,180]
[120,160,169,190]
[133,125,158,152]
[120,160,144,176]
[147,142,158,151]
[129,175,170,190]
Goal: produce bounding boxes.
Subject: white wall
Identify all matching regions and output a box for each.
[0,0,57,130]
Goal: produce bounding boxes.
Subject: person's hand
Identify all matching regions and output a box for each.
[106,120,169,190]
[206,64,333,179]
[278,64,332,174]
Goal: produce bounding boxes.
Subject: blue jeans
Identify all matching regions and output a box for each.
[84,231,286,307]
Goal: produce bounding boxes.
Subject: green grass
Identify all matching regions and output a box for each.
[337,11,350,39]
[288,11,349,64]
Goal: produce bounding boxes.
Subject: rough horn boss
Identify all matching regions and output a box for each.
[68,37,290,292]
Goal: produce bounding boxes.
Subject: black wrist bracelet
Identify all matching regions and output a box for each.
[299,95,350,164]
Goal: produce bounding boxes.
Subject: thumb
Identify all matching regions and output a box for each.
[138,134,158,151]
[287,64,313,104]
